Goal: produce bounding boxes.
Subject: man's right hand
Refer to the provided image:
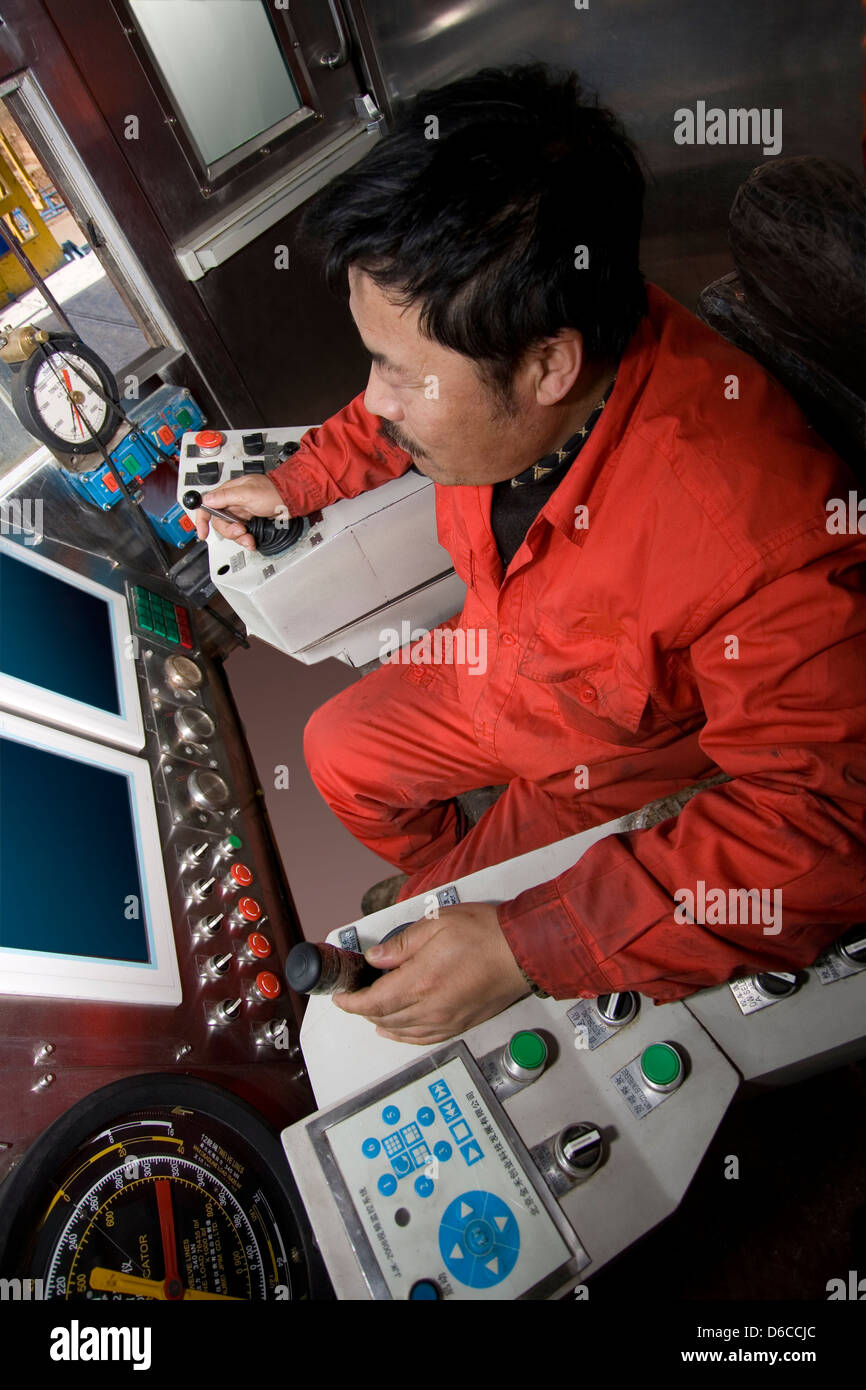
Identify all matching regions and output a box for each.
[194,476,285,551]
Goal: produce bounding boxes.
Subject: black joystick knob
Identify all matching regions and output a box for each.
[182,489,303,557]
[285,923,414,997]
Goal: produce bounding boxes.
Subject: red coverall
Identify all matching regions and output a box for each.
[270,284,866,1003]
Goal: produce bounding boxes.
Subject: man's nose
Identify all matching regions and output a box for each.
[363,366,402,421]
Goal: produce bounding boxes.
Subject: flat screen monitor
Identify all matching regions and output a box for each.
[0,709,180,1005]
[0,536,144,751]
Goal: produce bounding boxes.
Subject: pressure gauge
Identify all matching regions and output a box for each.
[10,334,124,457]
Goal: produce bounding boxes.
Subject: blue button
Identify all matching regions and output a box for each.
[377,1173,398,1197]
[448,1119,472,1145]
[417,1107,435,1127]
[400,1123,422,1147]
[434,1141,452,1162]
[382,1106,400,1125]
[390,1152,413,1178]
[428,1080,451,1102]
[409,1280,440,1300]
[459,1139,484,1166]
[362,1138,380,1158]
[410,1142,431,1169]
[439,1191,520,1289]
[415,1176,434,1198]
[438,1098,461,1123]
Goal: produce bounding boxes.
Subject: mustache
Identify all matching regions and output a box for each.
[378,418,429,459]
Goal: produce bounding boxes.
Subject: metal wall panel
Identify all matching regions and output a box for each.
[353,0,861,307]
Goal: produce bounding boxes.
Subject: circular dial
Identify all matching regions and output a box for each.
[0,1075,329,1302]
[11,337,123,456]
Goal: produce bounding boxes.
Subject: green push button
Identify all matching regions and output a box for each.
[640,1043,682,1089]
[176,408,192,428]
[225,834,242,851]
[509,1030,547,1073]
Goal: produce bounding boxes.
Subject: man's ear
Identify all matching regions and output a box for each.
[533,330,584,405]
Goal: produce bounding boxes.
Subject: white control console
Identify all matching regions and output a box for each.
[281,819,741,1300]
[177,426,465,666]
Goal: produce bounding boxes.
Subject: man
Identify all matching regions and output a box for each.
[198,65,866,1045]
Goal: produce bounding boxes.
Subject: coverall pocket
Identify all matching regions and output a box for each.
[518,624,653,737]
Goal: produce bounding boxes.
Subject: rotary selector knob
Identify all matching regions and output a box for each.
[188,768,230,810]
[182,839,210,867]
[174,706,215,743]
[501,1030,548,1084]
[554,1123,603,1182]
[206,952,233,979]
[753,971,798,1000]
[164,654,203,692]
[595,991,638,1026]
[837,924,866,967]
[190,875,216,901]
[216,997,242,1022]
[196,912,224,936]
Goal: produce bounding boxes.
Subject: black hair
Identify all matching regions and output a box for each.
[301,63,648,398]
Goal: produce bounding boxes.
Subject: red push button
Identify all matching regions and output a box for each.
[580,686,596,703]
[228,862,253,887]
[104,472,118,492]
[255,970,281,1000]
[500,633,515,646]
[179,514,194,532]
[237,896,262,923]
[157,424,174,445]
[195,430,224,450]
[246,932,271,959]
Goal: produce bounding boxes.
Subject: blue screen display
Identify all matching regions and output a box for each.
[0,738,150,962]
[0,551,121,715]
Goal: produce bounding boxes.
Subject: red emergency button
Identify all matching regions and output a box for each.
[236,896,262,923]
[157,424,174,445]
[227,861,253,887]
[580,686,596,703]
[255,970,281,1000]
[195,429,224,450]
[246,932,271,959]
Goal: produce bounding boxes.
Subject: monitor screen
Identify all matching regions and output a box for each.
[0,538,144,751]
[0,548,120,715]
[0,711,180,1005]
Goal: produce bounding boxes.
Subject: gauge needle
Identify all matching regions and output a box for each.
[89,1267,240,1300]
[61,368,85,438]
[155,1178,182,1297]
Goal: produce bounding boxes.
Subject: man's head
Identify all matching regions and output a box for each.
[303,64,647,485]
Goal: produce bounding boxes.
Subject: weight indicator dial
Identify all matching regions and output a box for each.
[0,1075,328,1302]
[10,336,123,457]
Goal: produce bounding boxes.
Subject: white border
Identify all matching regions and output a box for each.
[0,535,145,753]
[0,709,181,1005]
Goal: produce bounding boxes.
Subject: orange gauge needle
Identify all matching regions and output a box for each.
[61,368,85,438]
[89,1267,240,1300]
[155,1178,182,1299]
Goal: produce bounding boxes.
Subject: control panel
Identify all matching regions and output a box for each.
[129,578,295,1052]
[177,427,465,667]
[282,824,743,1299]
[683,925,866,1085]
[65,384,204,549]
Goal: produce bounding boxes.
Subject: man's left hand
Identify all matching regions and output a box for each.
[332,902,529,1044]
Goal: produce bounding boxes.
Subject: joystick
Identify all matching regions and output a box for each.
[182,489,303,557]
